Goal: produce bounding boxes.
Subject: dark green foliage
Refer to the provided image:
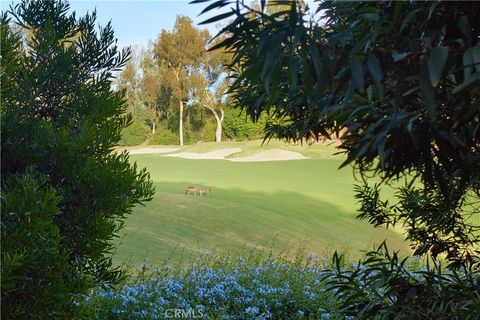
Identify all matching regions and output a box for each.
[199,0,480,188]
[1,169,70,319]
[324,244,480,320]
[150,128,179,145]
[196,0,480,318]
[356,184,479,267]
[1,1,154,318]
[201,117,217,142]
[118,121,150,146]
[223,108,267,140]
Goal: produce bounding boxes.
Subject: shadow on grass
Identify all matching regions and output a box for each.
[113,182,410,267]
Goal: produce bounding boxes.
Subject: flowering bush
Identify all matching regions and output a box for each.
[79,253,349,319]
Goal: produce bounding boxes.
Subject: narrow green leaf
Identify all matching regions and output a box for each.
[309,41,322,78]
[368,54,383,82]
[302,57,313,103]
[453,71,480,95]
[427,2,439,19]
[198,1,233,16]
[368,54,384,97]
[392,52,409,62]
[367,84,373,103]
[393,77,404,109]
[208,36,233,52]
[289,56,298,90]
[261,50,274,80]
[428,46,448,87]
[400,9,421,32]
[463,48,474,80]
[458,15,472,46]
[393,1,403,25]
[361,13,379,22]
[351,57,364,91]
[473,42,480,73]
[419,63,436,119]
[406,116,420,149]
[359,7,380,14]
[198,10,235,25]
[401,86,419,97]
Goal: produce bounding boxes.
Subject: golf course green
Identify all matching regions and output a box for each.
[114,142,410,266]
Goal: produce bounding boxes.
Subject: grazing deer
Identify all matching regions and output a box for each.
[199,188,212,196]
[185,185,198,196]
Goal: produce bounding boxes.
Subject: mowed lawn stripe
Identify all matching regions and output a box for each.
[114,156,409,266]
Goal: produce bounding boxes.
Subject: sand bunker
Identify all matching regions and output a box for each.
[130,147,308,161]
[128,147,181,155]
[230,149,308,162]
[163,148,241,160]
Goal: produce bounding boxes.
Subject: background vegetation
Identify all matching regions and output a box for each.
[114,13,274,146]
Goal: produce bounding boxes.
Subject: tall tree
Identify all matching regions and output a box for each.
[117,49,140,112]
[139,46,174,135]
[197,35,231,142]
[196,0,479,317]
[118,47,160,135]
[153,16,209,145]
[1,1,154,317]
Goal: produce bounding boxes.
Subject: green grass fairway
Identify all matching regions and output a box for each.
[114,149,410,266]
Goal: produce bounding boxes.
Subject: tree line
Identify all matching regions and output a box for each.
[116,15,266,146]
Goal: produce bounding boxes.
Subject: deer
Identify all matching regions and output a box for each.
[185,185,198,196]
[198,188,212,196]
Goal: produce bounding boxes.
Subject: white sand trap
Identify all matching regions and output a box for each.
[129,147,181,155]
[230,149,308,162]
[163,148,241,160]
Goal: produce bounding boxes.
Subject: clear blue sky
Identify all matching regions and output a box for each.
[0,0,226,50]
[1,0,318,51]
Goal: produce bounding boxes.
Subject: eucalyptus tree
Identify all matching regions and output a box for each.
[195,0,480,318]
[153,16,210,145]
[196,35,231,142]
[117,51,140,112]
[118,47,163,135]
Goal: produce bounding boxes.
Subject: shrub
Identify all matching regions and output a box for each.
[223,108,267,141]
[324,243,480,320]
[80,253,346,320]
[201,117,217,142]
[119,121,150,146]
[149,128,179,145]
[1,169,70,319]
[1,1,154,317]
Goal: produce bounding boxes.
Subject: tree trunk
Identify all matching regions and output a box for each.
[152,122,156,135]
[179,100,184,146]
[215,121,222,142]
[209,107,224,143]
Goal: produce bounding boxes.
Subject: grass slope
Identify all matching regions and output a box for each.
[115,155,406,264]
[114,145,409,266]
